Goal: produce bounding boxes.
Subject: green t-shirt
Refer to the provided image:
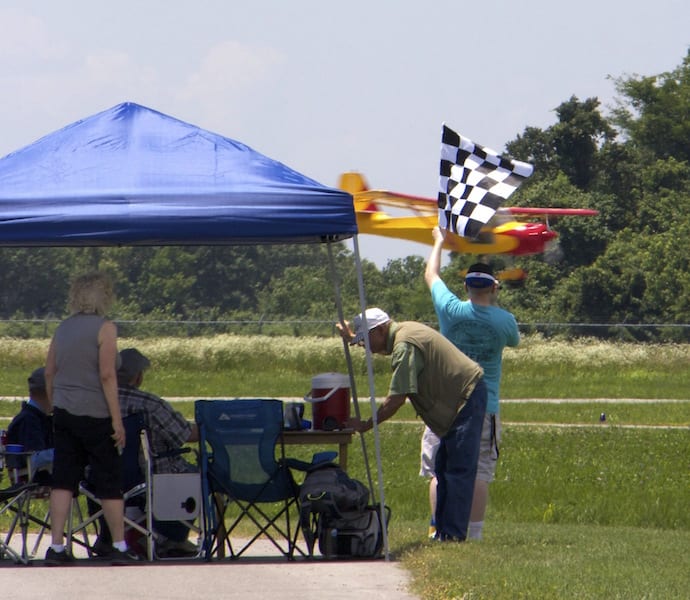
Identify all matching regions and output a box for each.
[386,321,484,437]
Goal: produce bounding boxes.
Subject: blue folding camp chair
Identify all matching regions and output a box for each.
[195,399,315,560]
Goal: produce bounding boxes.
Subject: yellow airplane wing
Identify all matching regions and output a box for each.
[340,172,522,254]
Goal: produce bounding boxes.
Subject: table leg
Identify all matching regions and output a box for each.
[339,443,348,471]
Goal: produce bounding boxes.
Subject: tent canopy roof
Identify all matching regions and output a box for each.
[0,102,356,247]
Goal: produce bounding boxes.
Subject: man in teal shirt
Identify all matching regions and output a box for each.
[423,226,520,540]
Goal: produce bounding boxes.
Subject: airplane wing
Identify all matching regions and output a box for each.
[340,173,599,257]
[356,193,599,218]
[500,207,599,217]
[341,173,599,218]
[353,190,437,214]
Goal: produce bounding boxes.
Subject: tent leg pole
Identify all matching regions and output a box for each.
[326,243,375,495]
[350,235,390,562]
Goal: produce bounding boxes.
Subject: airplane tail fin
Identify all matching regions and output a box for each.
[338,172,369,194]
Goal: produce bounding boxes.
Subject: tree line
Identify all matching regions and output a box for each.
[2,52,689,341]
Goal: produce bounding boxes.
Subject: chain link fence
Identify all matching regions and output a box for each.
[2,318,690,342]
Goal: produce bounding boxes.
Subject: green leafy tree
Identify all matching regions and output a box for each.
[505,126,558,180]
[375,256,430,321]
[551,96,617,190]
[611,50,690,162]
[636,158,690,234]
[0,248,82,317]
[590,142,645,231]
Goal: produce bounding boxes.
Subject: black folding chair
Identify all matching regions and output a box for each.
[69,412,155,560]
[0,477,36,564]
[0,447,55,563]
[1,448,94,563]
[195,399,313,560]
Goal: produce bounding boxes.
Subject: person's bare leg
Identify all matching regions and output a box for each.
[428,476,438,537]
[468,479,489,539]
[429,476,438,518]
[101,498,125,545]
[49,488,73,546]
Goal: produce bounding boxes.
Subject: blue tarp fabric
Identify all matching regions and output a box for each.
[0,102,356,246]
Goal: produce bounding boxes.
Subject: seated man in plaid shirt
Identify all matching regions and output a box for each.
[117,348,198,475]
[93,347,199,558]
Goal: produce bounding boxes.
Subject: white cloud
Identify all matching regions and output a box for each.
[83,50,161,94]
[173,40,286,134]
[180,40,284,103]
[0,8,69,65]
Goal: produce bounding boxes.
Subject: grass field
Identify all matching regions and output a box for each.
[1,334,689,598]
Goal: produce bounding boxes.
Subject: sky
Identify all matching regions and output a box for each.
[0,1,688,267]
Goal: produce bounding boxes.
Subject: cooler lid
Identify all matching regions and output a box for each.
[311,372,350,388]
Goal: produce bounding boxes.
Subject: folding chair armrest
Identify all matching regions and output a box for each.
[0,481,37,500]
[152,447,192,459]
[151,446,201,470]
[283,457,313,472]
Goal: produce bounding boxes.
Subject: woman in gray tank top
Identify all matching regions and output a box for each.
[43,271,134,565]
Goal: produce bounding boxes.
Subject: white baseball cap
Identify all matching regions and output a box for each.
[351,308,390,345]
[465,262,499,288]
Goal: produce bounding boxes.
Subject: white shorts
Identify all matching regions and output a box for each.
[419,413,502,482]
[419,425,439,478]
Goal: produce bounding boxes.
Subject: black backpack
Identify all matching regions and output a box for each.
[299,463,389,559]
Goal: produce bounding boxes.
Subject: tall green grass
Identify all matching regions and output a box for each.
[2,334,690,399]
[501,337,690,398]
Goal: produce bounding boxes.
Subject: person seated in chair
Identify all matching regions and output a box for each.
[93,348,199,558]
[6,367,54,486]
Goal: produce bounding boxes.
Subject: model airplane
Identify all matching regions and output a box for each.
[338,172,599,258]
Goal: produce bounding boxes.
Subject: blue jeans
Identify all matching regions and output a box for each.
[434,378,487,540]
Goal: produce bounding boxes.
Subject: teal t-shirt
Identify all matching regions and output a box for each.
[431,279,519,414]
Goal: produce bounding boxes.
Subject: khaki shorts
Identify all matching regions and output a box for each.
[419,412,502,482]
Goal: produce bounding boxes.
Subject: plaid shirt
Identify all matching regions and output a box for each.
[118,384,196,474]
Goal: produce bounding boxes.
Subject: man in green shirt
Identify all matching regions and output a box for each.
[341,307,487,541]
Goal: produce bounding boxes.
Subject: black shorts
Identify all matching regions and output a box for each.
[52,407,123,499]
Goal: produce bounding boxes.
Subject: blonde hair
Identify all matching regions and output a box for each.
[67,271,115,316]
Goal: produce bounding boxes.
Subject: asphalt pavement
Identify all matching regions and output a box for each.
[2,534,420,600]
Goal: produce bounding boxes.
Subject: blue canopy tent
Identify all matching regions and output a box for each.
[0,102,356,246]
[0,102,389,558]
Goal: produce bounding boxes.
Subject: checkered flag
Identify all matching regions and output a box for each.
[438,124,533,239]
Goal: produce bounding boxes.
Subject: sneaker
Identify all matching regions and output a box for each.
[156,538,199,558]
[45,547,75,566]
[436,533,465,543]
[125,529,147,556]
[428,524,437,539]
[109,547,141,566]
[91,537,113,558]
